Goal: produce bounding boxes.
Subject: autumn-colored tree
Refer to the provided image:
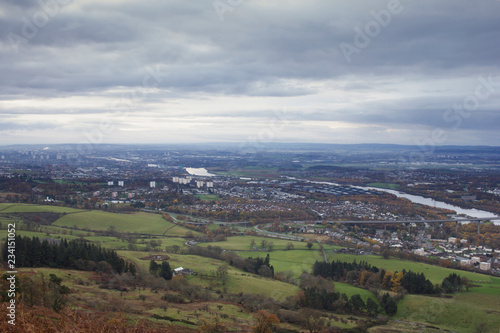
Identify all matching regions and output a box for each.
[358,270,373,287]
[250,310,280,333]
[382,271,393,290]
[391,271,405,292]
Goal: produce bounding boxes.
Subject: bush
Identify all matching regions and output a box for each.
[161,293,185,304]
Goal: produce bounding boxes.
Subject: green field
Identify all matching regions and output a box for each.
[199,235,342,252]
[237,250,382,303]
[119,251,300,301]
[53,211,199,236]
[194,194,221,201]
[328,253,493,284]
[1,204,498,331]
[0,203,83,214]
[396,292,500,333]
[0,229,82,242]
[469,276,500,295]
[238,249,325,277]
[199,236,316,251]
[334,282,379,304]
[88,235,188,251]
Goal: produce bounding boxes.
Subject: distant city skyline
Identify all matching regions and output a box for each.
[1,0,500,146]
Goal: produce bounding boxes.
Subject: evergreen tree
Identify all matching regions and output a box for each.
[385,296,398,316]
[159,261,173,280]
[380,293,398,316]
[366,298,378,316]
[149,260,159,275]
[349,294,365,313]
[441,273,463,293]
[2,236,132,275]
[129,263,137,276]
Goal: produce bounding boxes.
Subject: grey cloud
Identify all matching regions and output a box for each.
[0,121,59,131]
[0,0,499,145]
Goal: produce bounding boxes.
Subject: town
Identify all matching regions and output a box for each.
[1,143,500,332]
[1,144,499,275]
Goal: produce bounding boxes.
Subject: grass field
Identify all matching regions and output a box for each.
[237,250,381,304]
[395,292,500,333]
[119,251,300,301]
[199,235,313,251]
[238,249,325,277]
[334,282,379,304]
[0,229,83,242]
[199,235,342,252]
[469,276,500,295]
[0,203,83,214]
[1,204,498,331]
[328,253,493,284]
[53,211,199,236]
[90,236,188,251]
[194,194,221,201]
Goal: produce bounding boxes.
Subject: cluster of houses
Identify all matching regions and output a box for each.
[294,224,498,275]
[412,237,498,272]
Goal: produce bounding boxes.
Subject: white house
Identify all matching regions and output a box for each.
[479,262,491,271]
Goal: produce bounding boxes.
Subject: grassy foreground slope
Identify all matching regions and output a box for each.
[395,292,500,333]
[1,204,498,332]
[327,254,500,333]
[119,251,300,301]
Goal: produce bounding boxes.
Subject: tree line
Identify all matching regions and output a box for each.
[313,260,438,295]
[2,236,135,275]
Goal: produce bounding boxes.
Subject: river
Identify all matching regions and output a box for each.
[309,180,499,224]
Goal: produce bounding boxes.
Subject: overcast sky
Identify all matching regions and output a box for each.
[1,0,500,146]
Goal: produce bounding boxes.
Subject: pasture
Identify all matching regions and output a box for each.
[119,251,300,301]
[328,253,493,284]
[238,249,325,277]
[237,249,377,302]
[53,211,199,236]
[199,235,342,252]
[0,203,83,214]
[199,235,311,251]
[334,282,379,304]
[395,292,500,333]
